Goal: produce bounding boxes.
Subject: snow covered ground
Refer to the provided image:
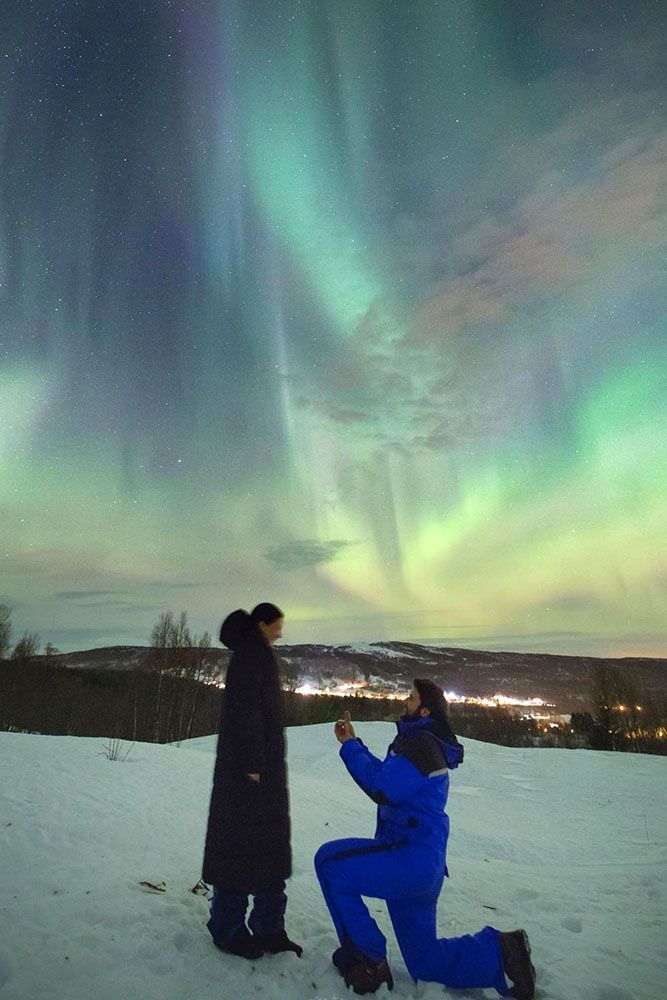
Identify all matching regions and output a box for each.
[0,724,665,1000]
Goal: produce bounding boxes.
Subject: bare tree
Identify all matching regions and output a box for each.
[182,631,213,740]
[591,664,650,752]
[44,642,60,658]
[170,611,192,657]
[150,610,192,675]
[149,612,171,742]
[279,657,303,693]
[12,632,41,660]
[151,610,174,651]
[0,605,11,659]
[188,631,213,682]
[149,610,193,742]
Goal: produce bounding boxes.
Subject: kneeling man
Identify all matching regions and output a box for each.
[314,679,536,998]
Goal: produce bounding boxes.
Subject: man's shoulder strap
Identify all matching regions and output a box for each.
[393,731,448,776]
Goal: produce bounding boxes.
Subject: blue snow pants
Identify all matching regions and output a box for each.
[315,838,510,996]
[207,881,287,947]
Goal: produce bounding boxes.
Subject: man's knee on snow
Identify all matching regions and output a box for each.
[401,943,443,984]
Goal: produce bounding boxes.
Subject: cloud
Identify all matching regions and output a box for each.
[294,394,369,426]
[81,601,162,612]
[295,62,667,456]
[265,539,357,570]
[54,590,122,600]
[41,628,110,645]
[530,592,611,614]
[54,584,202,602]
[421,630,666,658]
[404,125,667,355]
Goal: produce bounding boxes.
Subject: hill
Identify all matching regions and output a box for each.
[48,641,667,713]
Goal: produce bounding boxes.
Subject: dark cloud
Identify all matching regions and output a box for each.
[265,539,357,570]
[487,631,588,641]
[55,584,201,603]
[42,628,111,644]
[536,593,609,614]
[82,601,162,611]
[410,424,464,452]
[324,406,370,425]
[54,590,122,600]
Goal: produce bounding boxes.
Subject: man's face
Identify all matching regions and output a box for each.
[403,686,424,719]
[260,617,284,646]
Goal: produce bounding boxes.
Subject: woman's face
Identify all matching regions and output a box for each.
[259,617,284,646]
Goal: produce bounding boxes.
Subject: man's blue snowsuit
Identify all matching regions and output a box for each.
[315,716,511,995]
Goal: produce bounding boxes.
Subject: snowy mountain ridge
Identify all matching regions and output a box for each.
[47,641,667,713]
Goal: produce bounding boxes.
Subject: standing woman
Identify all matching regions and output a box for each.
[202,603,302,959]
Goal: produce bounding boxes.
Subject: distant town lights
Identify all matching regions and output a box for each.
[445,691,549,709]
[293,681,553,714]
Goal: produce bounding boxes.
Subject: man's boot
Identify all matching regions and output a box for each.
[333,944,355,975]
[343,955,394,995]
[499,929,536,1000]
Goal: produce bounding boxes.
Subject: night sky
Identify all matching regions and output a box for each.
[2,1,666,656]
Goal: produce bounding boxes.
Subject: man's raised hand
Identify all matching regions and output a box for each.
[335,710,356,743]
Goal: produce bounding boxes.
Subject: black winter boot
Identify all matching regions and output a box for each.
[333,944,355,975]
[253,930,303,956]
[499,929,536,1000]
[343,956,394,995]
[216,932,265,960]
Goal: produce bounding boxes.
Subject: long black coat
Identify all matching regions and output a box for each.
[202,610,292,891]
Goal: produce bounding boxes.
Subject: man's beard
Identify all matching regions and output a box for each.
[401,707,422,722]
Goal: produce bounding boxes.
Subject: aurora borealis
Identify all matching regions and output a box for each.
[1,1,666,656]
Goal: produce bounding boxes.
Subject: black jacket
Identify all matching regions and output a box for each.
[202,610,292,891]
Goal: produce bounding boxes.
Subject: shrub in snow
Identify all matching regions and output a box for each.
[102,738,134,762]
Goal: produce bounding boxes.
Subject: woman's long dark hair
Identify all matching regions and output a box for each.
[250,602,284,626]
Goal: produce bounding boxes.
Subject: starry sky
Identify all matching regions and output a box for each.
[1,1,666,657]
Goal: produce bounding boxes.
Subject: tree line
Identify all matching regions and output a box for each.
[569,663,667,755]
[0,655,545,748]
[0,604,59,660]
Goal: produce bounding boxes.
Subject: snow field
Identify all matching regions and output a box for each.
[0,723,666,1000]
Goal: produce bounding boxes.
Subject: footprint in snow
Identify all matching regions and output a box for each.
[514,888,539,902]
[173,929,194,952]
[0,950,13,989]
[592,986,635,1000]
